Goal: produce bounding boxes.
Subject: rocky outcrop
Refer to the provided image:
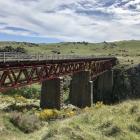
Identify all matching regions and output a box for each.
[112,64,140,102]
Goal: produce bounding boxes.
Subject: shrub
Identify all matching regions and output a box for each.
[95,101,104,109]
[136,116,140,122]
[4,87,40,99]
[38,108,76,121]
[0,46,27,53]
[99,120,122,137]
[10,112,42,133]
[129,105,139,114]
[38,109,59,121]
[14,95,28,104]
[0,46,14,52]
[103,125,122,137]
[15,47,27,53]
[42,128,59,139]
[129,124,140,133]
[99,121,112,129]
[21,87,40,99]
[66,111,75,117]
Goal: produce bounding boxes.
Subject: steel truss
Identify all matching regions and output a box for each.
[0,58,116,92]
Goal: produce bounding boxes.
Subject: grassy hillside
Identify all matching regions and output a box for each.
[0,96,140,140]
[0,40,140,65]
[0,40,140,140]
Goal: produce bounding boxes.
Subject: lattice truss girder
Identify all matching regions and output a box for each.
[0,60,112,91]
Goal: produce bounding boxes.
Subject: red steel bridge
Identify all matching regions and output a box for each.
[0,52,117,92]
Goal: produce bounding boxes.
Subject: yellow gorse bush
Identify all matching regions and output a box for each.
[38,108,77,121]
[39,109,59,120]
[66,111,75,117]
[83,107,91,112]
[95,101,104,109]
[14,95,28,103]
[0,96,14,103]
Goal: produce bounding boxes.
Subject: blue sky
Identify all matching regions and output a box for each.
[0,0,140,43]
[0,33,61,43]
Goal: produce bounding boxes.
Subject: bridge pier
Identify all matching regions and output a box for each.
[40,77,63,110]
[69,71,93,108]
[93,70,114,103]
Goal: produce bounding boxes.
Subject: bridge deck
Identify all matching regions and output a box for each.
[0,52,117,67]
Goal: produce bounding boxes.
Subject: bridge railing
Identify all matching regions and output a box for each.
[0,52,97,62]
[0,52,116,62]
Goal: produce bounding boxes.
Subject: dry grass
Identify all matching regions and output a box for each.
[0,99,140,140]
[10,112,43,133]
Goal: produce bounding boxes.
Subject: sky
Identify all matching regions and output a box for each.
[0,0,140,43]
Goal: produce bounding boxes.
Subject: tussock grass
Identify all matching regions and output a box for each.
[10,112,43,133]
[129,124,140,134]
[42,100,140,140]
[136,116,140,122]
[0,95,140,140]
[129,105,139,114]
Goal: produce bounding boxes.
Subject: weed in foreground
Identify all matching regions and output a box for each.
[10,112,43,133]
[129,124,140,134]
[129,105,139,114]
[103,125,122,137]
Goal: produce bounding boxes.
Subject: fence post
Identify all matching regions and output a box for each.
[38,53,40,61]
[3,52,5,63]
[17,52,20,61]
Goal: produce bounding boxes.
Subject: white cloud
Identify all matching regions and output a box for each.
[0,0,140,42]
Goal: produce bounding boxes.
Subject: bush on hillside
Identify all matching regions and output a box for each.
[10,112,43,133]
[0,46,27,53]
[103,125,122,137]
[38,109,59,121]
[4,87,40,99]
[15,47,27,53]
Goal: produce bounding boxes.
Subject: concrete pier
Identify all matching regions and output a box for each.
[40,70,114,109]
[93,70,114,103]
[40,77,63,110]
[69,71,93,108]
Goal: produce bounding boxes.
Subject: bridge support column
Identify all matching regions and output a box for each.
[40,77,63,110]
[69,71,93,108]
[93,70,114,103]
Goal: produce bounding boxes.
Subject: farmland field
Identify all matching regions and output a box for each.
[0,40,140,65]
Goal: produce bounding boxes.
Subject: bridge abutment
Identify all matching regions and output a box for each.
[40,77,63,110]
[69,71,93,108]
[93,70,114,103]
